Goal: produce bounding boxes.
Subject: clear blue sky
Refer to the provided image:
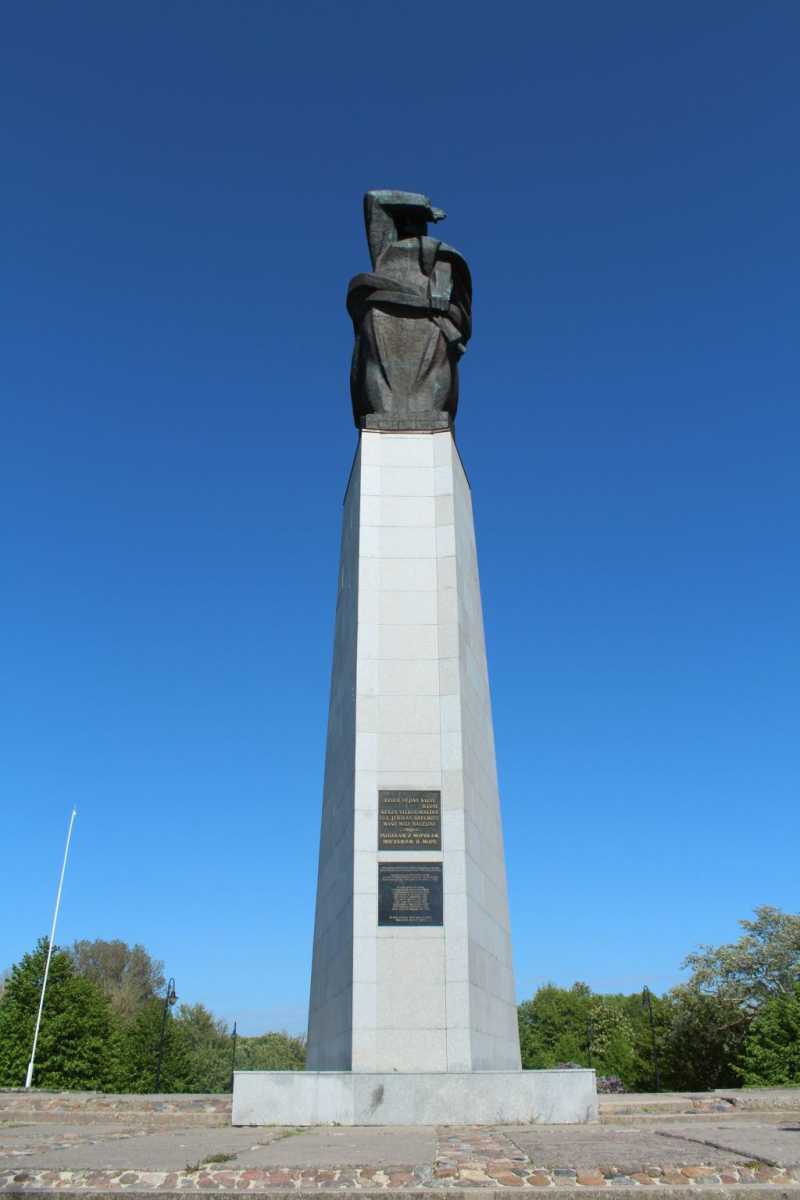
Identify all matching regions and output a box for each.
[2,2,798,1036]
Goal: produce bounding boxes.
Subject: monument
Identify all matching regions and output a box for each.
[232,191,597,1125]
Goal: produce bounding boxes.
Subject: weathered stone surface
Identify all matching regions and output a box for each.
[5,1094,800,1192]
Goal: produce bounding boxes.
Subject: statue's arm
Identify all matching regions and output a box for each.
[435,245,472,343]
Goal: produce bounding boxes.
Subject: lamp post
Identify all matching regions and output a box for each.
[642,985,661,1092]
[155,978,177,1093]
[229,1020,238,1092]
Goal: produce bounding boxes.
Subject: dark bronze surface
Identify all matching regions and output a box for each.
[348,189,472,430]
[378,789,441,851]
[378,863,444,926]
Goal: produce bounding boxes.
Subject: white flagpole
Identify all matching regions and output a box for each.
[25,808,77,1089]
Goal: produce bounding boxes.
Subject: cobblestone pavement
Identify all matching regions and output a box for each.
[2,1117,800,1191]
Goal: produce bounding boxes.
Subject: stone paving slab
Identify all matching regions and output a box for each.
[602,1095,800,1120]
[234,1130,438,1169]
[2,1114,800,1192]
[0,1127,137,1154]
[655,1125,800,1169]
[0,1126,291,1170]
[503,1127,748,1171]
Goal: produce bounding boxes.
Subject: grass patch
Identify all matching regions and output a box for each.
[185,1152,237,1172]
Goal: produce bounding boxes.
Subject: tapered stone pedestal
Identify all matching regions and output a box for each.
[233,429,597,1124]
[308,429,519,1073]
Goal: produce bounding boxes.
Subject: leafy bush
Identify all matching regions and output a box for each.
[739,983,800,1086]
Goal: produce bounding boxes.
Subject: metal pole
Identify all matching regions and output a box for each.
[642,986,661,1092]
[25,808,77,1089]
[155,978,176,1092]
[229,1020,237,1091]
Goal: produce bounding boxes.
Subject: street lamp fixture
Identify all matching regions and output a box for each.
[642,985,661,1093]
[155,977,177,1093]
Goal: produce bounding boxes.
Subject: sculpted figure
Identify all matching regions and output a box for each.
[347,190,472,430]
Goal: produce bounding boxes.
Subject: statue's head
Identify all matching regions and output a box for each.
[363,190,446,268]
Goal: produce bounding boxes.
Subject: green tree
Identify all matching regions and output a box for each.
[587,994,636,1082]
[739,983,800,1086]
[666,905,800,1090]
[683,906,800,1010]
[518,983,593,1069]
[237,1031,305,1071]
[518,984,640,1084]
[659,987,745,1090]
[115,999,191,1092]
[620,990,671,1091]
[69,940,165,1021]
[175,1003,232,1092]
[0,938,118,1090]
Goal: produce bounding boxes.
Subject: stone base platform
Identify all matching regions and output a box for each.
[232,1069,597,1126]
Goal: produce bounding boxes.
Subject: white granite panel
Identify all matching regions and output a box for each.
[352,929,377,974]
[435,523,456,558]
[379,623,438,660]
[355,694,378,734]
[442,808,466,851]
[378,589,437,626]
[380,466,435,496]
[437,554,457,590]
[445,933,469,982]
[441,768,465,810]
[377,731,441,771]
[438,658,459,696]
[361,465,380,495]
[353,850,379,894]
[437,627,458,662]
[354,731,377,771]
[379,557,437,591]
[435,493,455,525]
[379,525,437,558]
[375,496,436,526]
[377,659,439,695]
[446,1028,473,1071]
[375,1029,447,1072]
[352,981,377,1031]
[356,658,378,695]
[353,806,377,852]
[377,434,435,467]
[376,770,442,790]
[359,557,380,590]
[357,621,379,660]
[358,524,380,558]
[377,694,440,733]
[350,1028,377,1072]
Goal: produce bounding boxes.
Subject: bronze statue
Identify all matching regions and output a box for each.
[347,190,472,430]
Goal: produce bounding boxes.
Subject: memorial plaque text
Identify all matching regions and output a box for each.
[378,789,441,851]
[378,863,444,926]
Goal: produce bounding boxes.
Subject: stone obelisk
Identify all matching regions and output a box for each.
[307,425,521,1073]
[232,192,596,1124]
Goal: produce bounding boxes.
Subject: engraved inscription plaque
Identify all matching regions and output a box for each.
[378,863,444,926]
[378,789,441,850]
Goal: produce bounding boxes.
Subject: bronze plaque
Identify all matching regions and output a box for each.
[378,789,441,851]
[378,863,443,926]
